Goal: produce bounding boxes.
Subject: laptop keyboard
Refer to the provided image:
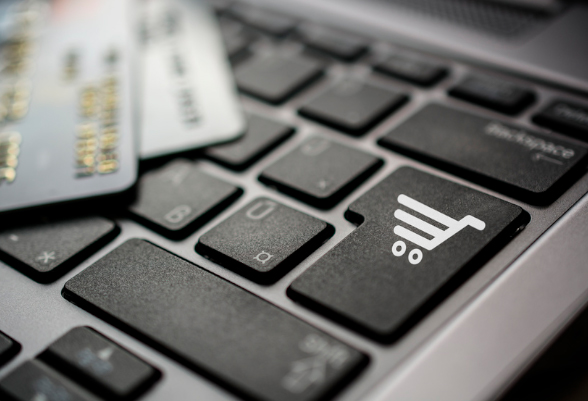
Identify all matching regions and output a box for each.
[2,1,588,400]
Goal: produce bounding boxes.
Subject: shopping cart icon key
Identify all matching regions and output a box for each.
[289,167,527,339]
[392,194,486,265]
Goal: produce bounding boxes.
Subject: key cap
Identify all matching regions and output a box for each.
[379,104,588,203]
[0,331,20,367]
[300,27,368,62]
[228,4,297,37]
[209,0,233,14]
[197,198,334,283]
[206,114,294,170]
[235,52,324,104]
[288,167,528,341]
[0,360,100,401]
[298,79,407,136]
[448,74,535,115]
[533,100,588,141]
[0,217,118,283]
[63,240,367,401]
[129,160,242,239]
[222,27,256,61]
[41,327,159,400]
[260,136,383,209]
[374,53,448,87]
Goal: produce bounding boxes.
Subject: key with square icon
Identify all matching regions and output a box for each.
[197,197,334,283]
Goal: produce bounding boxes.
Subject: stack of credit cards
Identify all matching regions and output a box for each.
[0,0,243,215]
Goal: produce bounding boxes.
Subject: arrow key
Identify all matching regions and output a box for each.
[40,327,159,400]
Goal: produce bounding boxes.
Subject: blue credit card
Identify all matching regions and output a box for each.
[0,0,138,214]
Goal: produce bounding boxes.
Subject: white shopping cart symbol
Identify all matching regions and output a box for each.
[392,194,486,265]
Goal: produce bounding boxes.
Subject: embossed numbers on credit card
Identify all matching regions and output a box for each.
[0,0,137,214]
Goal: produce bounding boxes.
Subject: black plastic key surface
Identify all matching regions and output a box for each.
[129,160,242,239]
[260,136,383,209]
[0,331,20,367]
[228,4,297,37]
[206,114,294,170]
[197,198,333,283]
[379,104,588,203]
[449,74,535,115]
[0,360,100,401]
[298,79,407,136]
[0,217,118,283]
[235,53,324,104]
[63,240,366,401]
[219,18,257,61]
[41,327,159,400]
[533,100,588,141]
[374,54,447,87]
[300,27,368,62]
[289,167,528,342]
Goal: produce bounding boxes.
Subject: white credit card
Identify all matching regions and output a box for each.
[139,0,245,159]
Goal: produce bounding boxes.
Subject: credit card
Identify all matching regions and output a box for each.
[0,0,138,214]
[139,0,245,159]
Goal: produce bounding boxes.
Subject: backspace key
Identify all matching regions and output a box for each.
[379,103,588,204]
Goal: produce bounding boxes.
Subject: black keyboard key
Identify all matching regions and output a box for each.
[206,114,294,170]
[379,104,588,203]
[129,160,242,239]
[374,54,447,87]
[229,5,297,37]
[63,240,366,401]
[260,136,383,209]
[197,198,333,283]
[41,327,159,399]
[289,167,527,341]
[301,27,368,62]
[0,360,100,401]
[235,53,324,104]
[533,100,588,141]
[0,217,118,283]
[449,74,535,115]
[0,331,20,367]
[219,19,257,61]
[298,79,407,136]
[210,0,233,13]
